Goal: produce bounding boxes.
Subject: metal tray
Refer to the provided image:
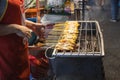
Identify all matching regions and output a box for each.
[51,21,104,57]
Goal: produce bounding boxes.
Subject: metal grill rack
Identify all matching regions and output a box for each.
[52,21,104,57]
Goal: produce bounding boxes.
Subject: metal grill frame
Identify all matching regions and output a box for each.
[52,21,104,57]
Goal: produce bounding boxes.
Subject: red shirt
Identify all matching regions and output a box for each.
[0,0,30,80]
[0,0,23,24]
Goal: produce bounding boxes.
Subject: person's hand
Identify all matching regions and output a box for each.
[31,23,45,42]
[25,20,45,42]
[9,24,32,39]
[32,23,45,34]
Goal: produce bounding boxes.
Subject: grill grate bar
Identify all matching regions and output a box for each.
[96,24,102,55]
[90,22,95,54]
[78,22,83,54]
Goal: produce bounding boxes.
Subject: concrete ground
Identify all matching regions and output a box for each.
[95,1,120,80]
[101,19,120,80]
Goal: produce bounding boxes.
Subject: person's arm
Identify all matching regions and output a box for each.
[0,24,17,36]
[25,20,44,30]
[0,24,32,38]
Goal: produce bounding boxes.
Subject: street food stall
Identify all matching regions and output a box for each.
[25,0,105,80]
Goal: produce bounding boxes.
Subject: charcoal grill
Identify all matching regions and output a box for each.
[45,21,104,58]
[43,1,105,80]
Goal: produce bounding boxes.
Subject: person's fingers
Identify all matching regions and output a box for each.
[16,31,25,38]
[25,31,32,39]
